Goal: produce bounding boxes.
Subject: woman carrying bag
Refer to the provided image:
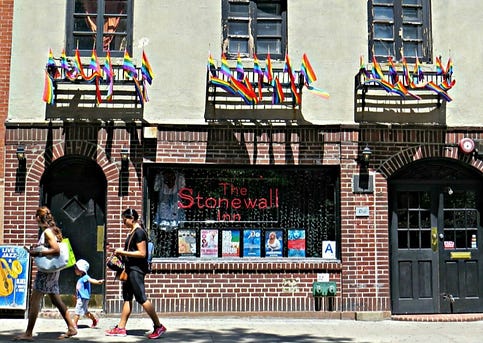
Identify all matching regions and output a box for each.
[105,208,166,339]
[14,206,77,341]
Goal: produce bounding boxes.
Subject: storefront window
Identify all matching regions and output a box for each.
[144,166,339,259]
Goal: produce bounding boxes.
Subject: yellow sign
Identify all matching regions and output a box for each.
[97,225,105,252]
[450,251,471,259]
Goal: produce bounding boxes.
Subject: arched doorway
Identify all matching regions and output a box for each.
[40,155,107,308]
[389,158,483,314]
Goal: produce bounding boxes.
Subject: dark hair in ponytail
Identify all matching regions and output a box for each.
[122,208,139,221]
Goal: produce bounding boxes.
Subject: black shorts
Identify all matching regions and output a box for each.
[122,269,147,304]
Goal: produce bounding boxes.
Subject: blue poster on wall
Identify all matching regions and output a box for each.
[265,230,283,257]
[288,229,306,257]
[0,246,30,310]
[243,229,261,257]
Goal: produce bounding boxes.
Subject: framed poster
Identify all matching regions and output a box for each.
[243,229,261,257]
[200,229,219,258]
[0,246,31,310]
[287,229,306,257]
[178,229,197,256]
[222,229,240,257]
[264,230,283,257]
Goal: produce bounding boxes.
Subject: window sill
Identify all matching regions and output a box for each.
[150,258,342,273]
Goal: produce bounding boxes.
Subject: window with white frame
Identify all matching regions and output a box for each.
[369,0,432,63]
[222,0,287,60]
[66,0,133,57]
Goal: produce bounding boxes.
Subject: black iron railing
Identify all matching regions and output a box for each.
[45,64,144,121]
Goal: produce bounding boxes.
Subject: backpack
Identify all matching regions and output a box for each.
[147,241,154,272]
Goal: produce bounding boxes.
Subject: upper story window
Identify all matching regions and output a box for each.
[222,0,287,60]
[66,0,133,57]
[369,0,432,63]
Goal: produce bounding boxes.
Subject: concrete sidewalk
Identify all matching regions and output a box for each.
[1,315,482,342]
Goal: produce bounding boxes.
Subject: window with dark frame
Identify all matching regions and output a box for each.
[368,0,432,63]
[144,166,340,260]
[66,0,133,57]
[222,0,287,60]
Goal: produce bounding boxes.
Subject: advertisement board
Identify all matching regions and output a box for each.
[0,246,31,310]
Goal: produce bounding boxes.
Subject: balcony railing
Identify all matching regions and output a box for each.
[45,65,144,121]
[205,68,304,123]
[354,66,453,124]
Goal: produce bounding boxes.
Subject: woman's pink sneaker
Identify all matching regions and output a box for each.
[105,326,127,337]
[147,325,167,339]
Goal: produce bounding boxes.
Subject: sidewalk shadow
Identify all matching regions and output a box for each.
[5,327,364,342]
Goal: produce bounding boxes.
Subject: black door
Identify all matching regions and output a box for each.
[439,187,483,313]
[390,160,483,314]
[40,156,107,305]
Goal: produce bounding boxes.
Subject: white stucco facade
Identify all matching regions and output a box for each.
[7,0,482,126]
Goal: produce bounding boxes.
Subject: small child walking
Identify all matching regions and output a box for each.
[73,259,104,329]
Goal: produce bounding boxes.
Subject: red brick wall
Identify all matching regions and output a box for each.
[0,0,14,243]
[4,124,483,314]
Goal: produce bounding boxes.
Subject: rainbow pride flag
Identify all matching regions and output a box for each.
[207,53,218,77]
[236,53,244,81]
[42,70,55,105]
[123,50,138,79]
[220,53,231,78]
[141,50,155,84]
[272,76,285,104]
[264,52,273,84]
[300,53,317,84]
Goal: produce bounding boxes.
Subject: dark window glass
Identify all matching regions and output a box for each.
[145,166,339,259]
[369,0,432,62]
[66,0,132,57]
[397,191,434,249]
[403,7,421,21]
[443,191,479,250]
[374,7,394,21]
[222,0,287,59]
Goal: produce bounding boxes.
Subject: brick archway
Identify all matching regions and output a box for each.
[377,144,483,179]
[25,141,120,186]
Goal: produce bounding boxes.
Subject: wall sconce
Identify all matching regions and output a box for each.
[16,145,25,161]
[121,147,129,162]
[359,145,372,165]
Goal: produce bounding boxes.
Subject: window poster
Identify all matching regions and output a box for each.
[178,229,197,257]
[243,229,261,257]
[287,229,306,257]
[222,229,240,257]
[0,245,31,310]
[264,230,283,257]
[200,229,219,258]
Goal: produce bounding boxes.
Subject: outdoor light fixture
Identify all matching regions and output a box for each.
[16,145,25,161]
[121,147,129,162]
[360,145,372,165]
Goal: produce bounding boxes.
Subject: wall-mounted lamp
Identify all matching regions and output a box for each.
[445,186,454,195]
[16,145,25,161]
[359,145,372,165]
[121,147,129,162]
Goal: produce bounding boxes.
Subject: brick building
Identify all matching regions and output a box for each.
[3,0,482,316]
